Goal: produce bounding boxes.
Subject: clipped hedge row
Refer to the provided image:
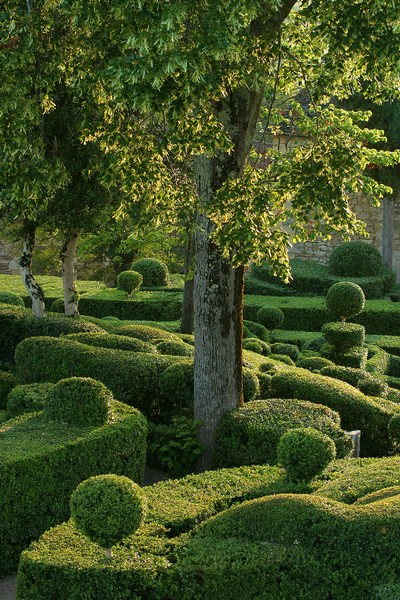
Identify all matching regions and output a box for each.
[244,295,400,334]
[0,305,104,362]
[215,398,353,468]
[0,274,106,310]
[65,332,156,354]
[270,368,400,456]
[16,464,304,600]
[175,491,400,599]
[77,290,183,321]
[248,258,395,299]
[14,337,182,422]
[0,400,146,576]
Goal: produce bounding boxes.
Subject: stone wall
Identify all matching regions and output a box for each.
[289,194,400,282]
[0,240,19,275]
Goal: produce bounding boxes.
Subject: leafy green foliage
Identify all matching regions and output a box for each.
[148,416,203,476]
[156,340,194,357]
[270,342,300,362]
[0,292,24,307]
[277,427,336,482]
[325,282,365,321]
[329,242,383,277]
[0,370,16,410]
[70,474,147,549]
[242,338,271,356]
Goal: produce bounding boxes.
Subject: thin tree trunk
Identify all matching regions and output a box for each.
[19,226,46,318]
[382,196,394,269]
[61,232,79,316]
[181,229,195,334]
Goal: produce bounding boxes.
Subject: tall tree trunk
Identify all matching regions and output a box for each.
[19,226,46,318]
[194,209,244,469]
[181,229,195,334]
[61,232,79,316]
[382,196,394,269]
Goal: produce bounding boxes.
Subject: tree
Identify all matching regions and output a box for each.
[52,0,400,465]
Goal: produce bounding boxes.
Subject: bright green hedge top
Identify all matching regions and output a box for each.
[0,400,140,463]
[0,274,105,299]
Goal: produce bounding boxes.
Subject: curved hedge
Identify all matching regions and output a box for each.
[0,399,146,576]
[270,368,400,456]
[65,332,156,354]
[173,491,400,599]
[78,291,182,321]
[15,337,182,421]
[0,304,104,362]
[6,382,54,418]
[215,398,352,468]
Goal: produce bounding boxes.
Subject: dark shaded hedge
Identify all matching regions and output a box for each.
[0,370,16,409]
[0,305,104,363]
[247,257,395,299]
[215,398,352,468]
[6,382,54,418]
[78,290,182,321]
[0,400,146,576]
[270,368,400,456]
[15,337,181,421]
[244,296,400,334]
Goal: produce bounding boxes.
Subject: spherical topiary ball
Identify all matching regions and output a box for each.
[256,307,284,331]
[44,377,112,426]
[277,427,336,482]
[130,258,169,288]
[243,368,260,401]
[242,338,271,356]
[70,474,147,550]
[326,282,365,321]
[116,270,143,294]
[329,241,383,277]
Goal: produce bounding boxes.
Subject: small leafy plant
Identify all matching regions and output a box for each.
[148,416,203,476]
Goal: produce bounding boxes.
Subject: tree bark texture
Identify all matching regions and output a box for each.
[62,233,79,316]
[382,196,394,270]
[19,227,46,318]
[181,229,195,334]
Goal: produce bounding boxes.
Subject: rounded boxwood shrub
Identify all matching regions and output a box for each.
[243,320,270,342]
[329,241,383,277]
[130,258,169,288]
[156,341,194,357]
[112,324,179,343]
[269,353,295,366]
[326,282,365,321]
[270,343,300,363]
[70,474,147,550]
[322,322,365,352]
[116,270,143,294]
[297,356,335,372]
[0,291,24,307]
[6,382,54,417]
[277,427,336,482]
[44,377,112,426]
[242,338,271,356]
[319,364,388,398]
[256,307,284,331]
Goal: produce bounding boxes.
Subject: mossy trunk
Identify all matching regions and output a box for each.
[181,230,195,334]
[61,233,79,316]
[19,226,46,318]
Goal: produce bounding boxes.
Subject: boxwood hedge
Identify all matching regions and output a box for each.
[270,368,400,456]
[14,337,182,422]
[0,399,146,576]
[215,398,353,468]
